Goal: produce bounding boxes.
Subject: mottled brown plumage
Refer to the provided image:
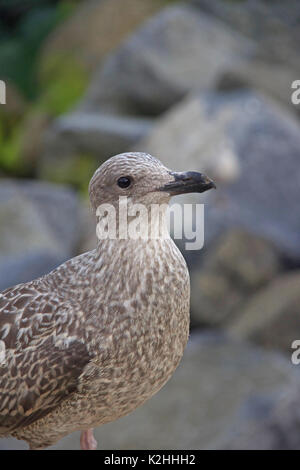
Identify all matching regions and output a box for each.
[0,152,215,449]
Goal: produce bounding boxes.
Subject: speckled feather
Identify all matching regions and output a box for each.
[0,153,191,449]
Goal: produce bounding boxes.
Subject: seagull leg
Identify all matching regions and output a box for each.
[80,428,97,450]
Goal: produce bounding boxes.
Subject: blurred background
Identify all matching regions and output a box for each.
[1,0,300,450]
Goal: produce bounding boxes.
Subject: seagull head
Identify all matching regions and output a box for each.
[89,152,216,210]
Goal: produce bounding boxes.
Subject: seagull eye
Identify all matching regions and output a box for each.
[117,176,132,189]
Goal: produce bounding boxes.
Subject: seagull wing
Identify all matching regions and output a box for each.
[0,279,92,433]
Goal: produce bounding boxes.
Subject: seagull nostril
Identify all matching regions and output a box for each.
[170,172,194,182]
[181,176,192,182]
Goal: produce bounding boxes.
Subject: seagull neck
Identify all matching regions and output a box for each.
[95,200,171,243]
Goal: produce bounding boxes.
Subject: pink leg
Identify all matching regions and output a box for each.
[80,428,97,450]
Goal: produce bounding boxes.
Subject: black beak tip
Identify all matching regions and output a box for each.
[198,173,216,191]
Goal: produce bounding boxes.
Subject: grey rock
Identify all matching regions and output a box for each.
[0,179,81,290]
[224,386,300,450]
[218,60,299,117]
[135,89,300,260]
[190,229,281,326]
[2,332,300,449]
[80,4,255,115]
[191,0,300,70]
[40,112,153,166]
[191,0,300,113]
[0,252,68,292]
[227,272,300,355]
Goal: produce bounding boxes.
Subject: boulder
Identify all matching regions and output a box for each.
[135,89,300,261]
[191,0,300,69]
[227,272,300,354]
[3,332,299,449]
[218,60,299,117]
[190,229,281,326]
[224,385,300,450]
[0,252,68,292]
[192,0,300,113]
[0,179,81,290]
[37,0,167,118]
[38,112,153,181]
[79,4,255,115]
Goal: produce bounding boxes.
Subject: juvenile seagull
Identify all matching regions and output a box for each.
[0,152,215,450]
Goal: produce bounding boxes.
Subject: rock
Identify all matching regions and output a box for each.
[218,60,299,117]
[0,179,81,290]
[191,0,300,69]
[224,386,300,450]
[190,230,281,326]
[135,89,300,260]
[80,4,255,115]
[191,271,243,327]
[39,112,153,178]
[227,272,300,354]
[205,230,280,288]
[0,252,68,292]
[2,332,300,449]
[39,0,166,78]
[134,90,241,184]
[191,0,300,113]
[37,0,167,117]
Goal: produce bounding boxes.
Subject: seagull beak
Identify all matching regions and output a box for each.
[159,171,216,195]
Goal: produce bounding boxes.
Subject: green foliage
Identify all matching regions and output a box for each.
[41,153,98,195]
[0,40,34,98]
[0,1,76,99]
[0,116,23,173]
[0,1,87,177]
[37,55,88,116]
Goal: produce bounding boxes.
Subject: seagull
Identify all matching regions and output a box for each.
[0,152,215,449]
